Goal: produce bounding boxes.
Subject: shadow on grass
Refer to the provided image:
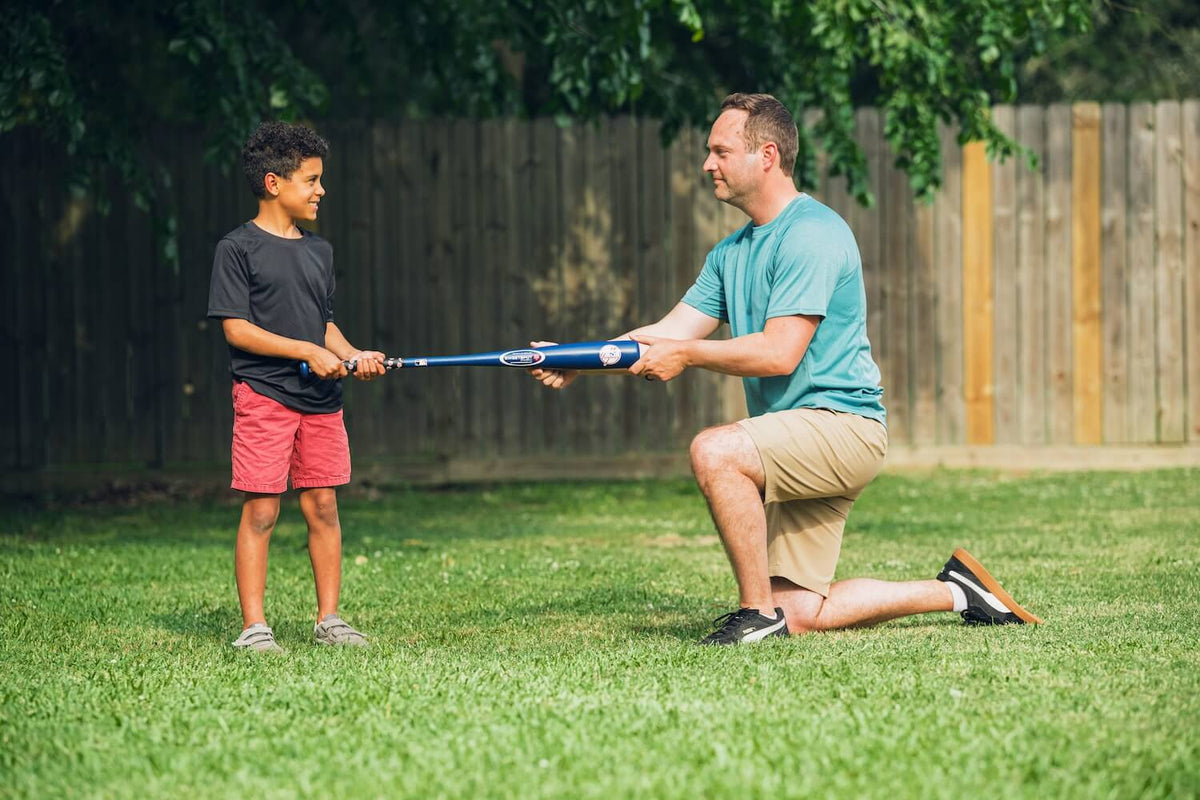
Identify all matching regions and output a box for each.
[630,621,706,642]
[634,613,963,643]
[153,606,241,643]
[154,607,375,648]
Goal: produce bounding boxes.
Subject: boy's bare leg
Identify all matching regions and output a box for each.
[772,577,953,633]
[236,492,282,629]
[299,487,342,622]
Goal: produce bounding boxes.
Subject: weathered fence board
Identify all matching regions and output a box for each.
[1101,104,1129,443]
[1127,103,1159,442]
[1046,103,1074,444]
[1016,105,1048,444]
[1154,101,1186,442]
[992,106,1019,444]
[1184,100,1200,442]
[935,122,965,445]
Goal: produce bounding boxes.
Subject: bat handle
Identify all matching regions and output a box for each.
[300,357,401,378]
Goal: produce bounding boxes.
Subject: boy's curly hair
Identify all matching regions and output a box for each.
[241,122,330,199]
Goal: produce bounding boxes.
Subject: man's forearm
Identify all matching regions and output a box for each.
[623,301,724,341]
[682,334,799,378]
[222,319,319,362]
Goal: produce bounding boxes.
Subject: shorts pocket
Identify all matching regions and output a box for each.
[232,381,251,409]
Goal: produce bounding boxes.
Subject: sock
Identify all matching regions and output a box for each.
[946,581,968,612]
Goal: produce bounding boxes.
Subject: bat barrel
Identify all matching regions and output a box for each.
[535,340,643,370]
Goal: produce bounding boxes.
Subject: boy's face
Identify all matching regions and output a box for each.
[266,157,325,221]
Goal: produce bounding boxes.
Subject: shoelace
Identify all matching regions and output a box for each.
[710,608,760,633]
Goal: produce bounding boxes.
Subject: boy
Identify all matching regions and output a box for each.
[207,121,386,652]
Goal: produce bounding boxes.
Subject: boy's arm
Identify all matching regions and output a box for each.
[324,322,386,380]
[323,322,358,361]
[221,318,346,379]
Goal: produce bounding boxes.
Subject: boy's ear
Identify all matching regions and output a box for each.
[263,172,281,198]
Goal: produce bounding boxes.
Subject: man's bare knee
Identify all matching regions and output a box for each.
[689,424,763,493]
[771,577,824,634]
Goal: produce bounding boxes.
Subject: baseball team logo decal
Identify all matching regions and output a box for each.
[598,344,622,367]
[499,349,546,367]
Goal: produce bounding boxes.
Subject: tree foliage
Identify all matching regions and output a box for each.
[5,0,1093,211]
[1017,0,1200,103]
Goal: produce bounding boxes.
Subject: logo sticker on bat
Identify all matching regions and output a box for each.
[598,344,622,366]
[499,349,547,367]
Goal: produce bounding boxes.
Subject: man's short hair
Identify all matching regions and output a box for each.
[241,122,330,199]
[719,93,799,177]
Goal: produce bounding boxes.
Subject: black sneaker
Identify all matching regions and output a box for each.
[937,548,1043,626]
[699,607,789,645]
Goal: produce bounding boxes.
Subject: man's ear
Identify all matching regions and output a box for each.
[263,172,281,197]
[761,142,779,173]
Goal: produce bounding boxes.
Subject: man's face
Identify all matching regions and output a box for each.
[703,109,761,204]
[270,157,325,220]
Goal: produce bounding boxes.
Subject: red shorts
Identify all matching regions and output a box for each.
[230,381,351,493]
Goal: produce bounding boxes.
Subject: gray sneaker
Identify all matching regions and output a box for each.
[313,614,369,647]
[232,623,285,653]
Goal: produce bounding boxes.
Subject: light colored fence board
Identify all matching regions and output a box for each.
[1072,103,1103,444]
[963,141,994,444]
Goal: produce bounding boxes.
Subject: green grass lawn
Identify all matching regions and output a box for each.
[2,468,1199,799]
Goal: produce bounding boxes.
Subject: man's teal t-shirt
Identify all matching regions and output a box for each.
[681,194,886,424]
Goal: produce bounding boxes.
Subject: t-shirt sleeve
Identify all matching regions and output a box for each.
[680,250,727,322]
[207,238,251,320]
[765,226,845,319]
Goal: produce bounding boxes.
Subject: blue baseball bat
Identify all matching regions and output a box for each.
[299,340,645,379]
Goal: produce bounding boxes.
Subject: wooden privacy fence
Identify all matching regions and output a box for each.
[2,101,1198,474]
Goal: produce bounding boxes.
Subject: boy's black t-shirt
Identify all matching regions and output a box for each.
[207,222,342,413]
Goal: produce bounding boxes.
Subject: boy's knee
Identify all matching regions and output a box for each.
[244,503,280,535]
[301,489,339,528]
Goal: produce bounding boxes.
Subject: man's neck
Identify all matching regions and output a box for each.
[252,204,302,239]
[739,184,802,227]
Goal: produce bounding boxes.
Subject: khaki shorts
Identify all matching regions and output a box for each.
[737,407,888,597]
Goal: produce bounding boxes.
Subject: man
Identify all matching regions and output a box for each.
[531,93,1042,644]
